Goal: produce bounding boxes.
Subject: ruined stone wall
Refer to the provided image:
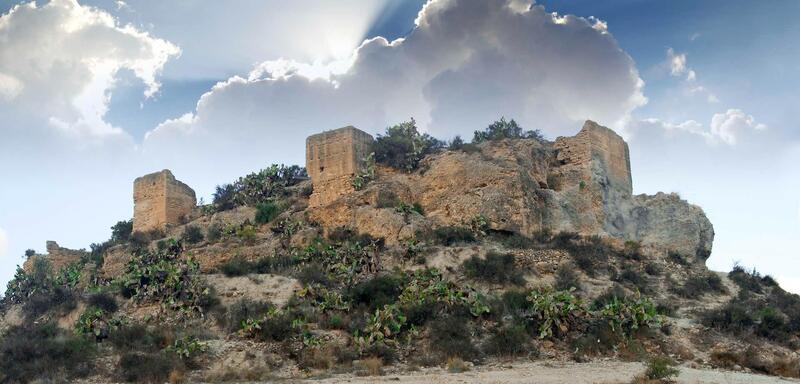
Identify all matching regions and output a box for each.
[133,170,196,233]
[552,120,632,195]
[22,241,86,273]
[306,126,374,207]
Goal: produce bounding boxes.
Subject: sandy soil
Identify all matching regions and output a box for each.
[303,361,800,384]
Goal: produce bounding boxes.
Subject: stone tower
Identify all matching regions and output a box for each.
[306,126,374,207]
[552,120,632,196]
[133,169,197,233]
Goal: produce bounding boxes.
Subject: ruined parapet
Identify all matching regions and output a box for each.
[133,169,196,233]
[306,126,374,207]
[22,241,86,273]
[552,120,632,196]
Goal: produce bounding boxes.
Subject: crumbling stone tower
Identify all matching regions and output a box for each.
[306,126,374,207]
[133,169,197,233]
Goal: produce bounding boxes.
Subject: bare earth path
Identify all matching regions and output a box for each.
[301,361,800,384]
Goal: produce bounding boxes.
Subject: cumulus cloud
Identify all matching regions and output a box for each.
[629,109,766,146]
[665,48,717,103]
[0,0,179,143]
[144,0,646,181]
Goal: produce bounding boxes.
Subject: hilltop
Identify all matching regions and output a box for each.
[1,119,798,383]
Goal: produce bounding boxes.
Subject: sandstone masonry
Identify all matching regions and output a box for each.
[306,126,374,207]
[133,170,197,233]
[22,241,86,273]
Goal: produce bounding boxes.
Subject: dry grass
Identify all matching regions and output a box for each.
[354,357,383,376]
[446,356,470,373]
[168,369,185,384]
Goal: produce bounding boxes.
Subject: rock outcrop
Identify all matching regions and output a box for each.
[133,169,196,233]
[308,121,714,258]
[22,241,86,273]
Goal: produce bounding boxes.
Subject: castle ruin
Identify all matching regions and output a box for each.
[306,126,374,207]
[133,169,197,233]
[553,120,633,196]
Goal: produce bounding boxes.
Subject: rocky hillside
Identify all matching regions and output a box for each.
[0,120,797,384]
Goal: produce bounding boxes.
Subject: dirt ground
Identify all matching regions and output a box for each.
[299,361,800,384]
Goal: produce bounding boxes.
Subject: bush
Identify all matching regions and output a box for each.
[24,248,36,257]
[111,219,133,243]
[429,315,478,360]
[434,226,476,245]
[484,324,535,357]
[492,231,537,249]
[221,254,298,277]
[109,324,170,352]
[119,352,180,383]
[527,288,586,339]
[728,264,764,293]
[22,286,77,321]
[87,292,118,313]
[701,301,756,334]
[674,273,726,299]
[473,117,543,143]
[463,252,524,285]
[554,264,581,291]
[182,225,204,244]
[213,164,306,211]
[667,251,689,266]
[617,265,650,294]
[643,356,679,380]
[257,312,295,342]
[296,263,331,287]
[348,274,404,311]
[373,118,444,172]
[255,201,282,224]
[206,223,223,242]
[0,323,95,382]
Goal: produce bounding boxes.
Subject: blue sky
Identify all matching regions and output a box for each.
[0,0,797,293]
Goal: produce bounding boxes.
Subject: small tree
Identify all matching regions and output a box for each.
[473,117,543,143]
[24,249,36,258]
[373,118,444,172]
[110,220,133,243]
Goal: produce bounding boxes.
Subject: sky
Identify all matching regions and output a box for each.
[0,0,798,294]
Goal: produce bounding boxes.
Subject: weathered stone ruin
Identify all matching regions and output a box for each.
[305,120,714,258]
[306,126,374,207]
[133,169,197,233]
[22,241,87,273]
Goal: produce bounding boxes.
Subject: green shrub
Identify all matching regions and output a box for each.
[110,219,133,243]
[463,252,524,285]
[484,324,536,357]
[213,164,306,211]
[257,312,296,342]
[434,226,476,245]
[701,301,756,334]
[24,248,36,257]
[729,264,764,293]
[348,274,404,311]
[674,273,726,299]
[622,241,642,260]
[473,117,543,143]
[598,295,660,336]
[644,356,679,380]
[119,352,180,383]
[221,254,298,277]
[296,263,331,286]
[0,323,95,382]
[429,314,478,360]
[87,292,118,313]
[492,231,537,249]
[206,223,223,242]
[527,288,586,339]
[644,262,661,276]
[182,224,204,244]
[373,118,444,172]
[220,257,252,277]
[255,201,282,224]
[557,235,612,277]
[117,239,213,317]
[554,264,581,291]
[667,251,689,266]
[617,264,650,293]
[221,299,274,333]
[109,324,169,352]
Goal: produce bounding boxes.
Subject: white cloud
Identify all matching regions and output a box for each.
[665,47,718,103]
[710,109,767,146]
[0,228,7,261]
[144,0,646,178]
[0,0,179,141]
[629,109,765,146]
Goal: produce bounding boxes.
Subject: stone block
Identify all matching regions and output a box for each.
[133,169,196,233]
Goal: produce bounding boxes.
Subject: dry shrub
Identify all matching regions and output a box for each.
[299,345,335,370]
[354,357,383,376]
[446,357,469,373]
[771,357,800,378]
[168,369,185,384]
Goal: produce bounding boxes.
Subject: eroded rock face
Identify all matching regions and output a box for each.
[22,241,86,273]
[133,169,196,233]
[307,120,714,258]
